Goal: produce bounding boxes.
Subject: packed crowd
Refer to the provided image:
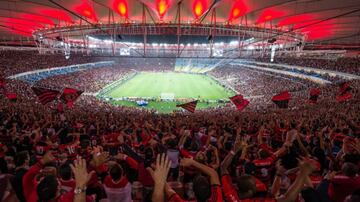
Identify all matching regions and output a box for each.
[0,51,359,202]
[260,57,360,75]
[1,82,359,202]
[210,67,314,97]
[36,67,132,93]
[0,51,98,77]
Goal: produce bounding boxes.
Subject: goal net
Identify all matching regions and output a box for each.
[161,93,175,101]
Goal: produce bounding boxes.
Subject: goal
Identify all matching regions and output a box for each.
[161,93,175,101]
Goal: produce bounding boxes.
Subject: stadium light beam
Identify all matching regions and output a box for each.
[156,0,171,19]
[228,0,247,21]
[74,0,98,21]
[192,0,208,19]
[256,9,284,24]
[113,0,129,18]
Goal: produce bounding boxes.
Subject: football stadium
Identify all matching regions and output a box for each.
[0,0,360,202]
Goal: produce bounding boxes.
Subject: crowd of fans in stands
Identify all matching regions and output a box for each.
[0,51,97,77]
[36,67,132,93]
[261,57,360,75]
[0,51,359,202]
[210,67,313,97]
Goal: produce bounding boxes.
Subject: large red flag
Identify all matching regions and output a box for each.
[229,94,249,111]
[6,92,17,102]
[31,86,60,105]
[272,91,291,108]
[60,87,83,108]
[0,78,5,94]
[309,88,321,104]
[336,82,352,102]
[176,100,198,113]
[0,78,5,88]
[57,102,64,113]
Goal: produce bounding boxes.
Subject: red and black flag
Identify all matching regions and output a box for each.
[0,77,5,89]
[309,88,321,104]
[229,94,249,111]
[0,78,5,94]
[31,86,60,105]
[57,102,64,113]
[336,82,352,102]
[60,87,83,108]
[272,91,291,108]
[176,100,198,113]
[6,92,17,102]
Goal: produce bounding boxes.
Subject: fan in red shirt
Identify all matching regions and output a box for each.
[252,149,277,185]
[327,162,360,202]
[149,154,223,202]
[22,151,94,202]
[58,135,80,161]
[103,132,121,155]
[34,140,53,160]
[220,135,317,202]
[59,163,76,192]
[103,153,139,202]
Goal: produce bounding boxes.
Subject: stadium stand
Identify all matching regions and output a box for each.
[1,51,360,202]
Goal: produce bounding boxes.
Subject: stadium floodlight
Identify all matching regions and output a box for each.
[187,43,191,46]
[152,43,159,46]
[230,41,239,45]
[247,45,255,50]
[194,43,199,47]
[87,36,97,41]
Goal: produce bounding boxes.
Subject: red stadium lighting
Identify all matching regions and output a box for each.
[297,20,335,40]
[5,18,44,29]
[20,14,54,26]
[74,0,98,21]
[4,18,42,36]
[228,0,247,21]
[192,0,208,19]
[39,9,73,23]
[278,14,314,27]
[156,0,170,19]
[256,9,284,24]
[113,0,129,18]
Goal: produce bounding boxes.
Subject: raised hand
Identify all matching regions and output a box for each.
[91,146,109,167]
[147,153,171,202]
[275,161,286,176]
[233,135,245,153]
[71,157,94,189]
[148,153,171,185]
[298,158,316,176]
[41,151,55,165]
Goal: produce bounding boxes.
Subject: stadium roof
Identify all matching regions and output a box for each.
[0,0,359,46]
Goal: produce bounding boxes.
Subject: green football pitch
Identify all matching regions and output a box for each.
[99,72,235,113]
